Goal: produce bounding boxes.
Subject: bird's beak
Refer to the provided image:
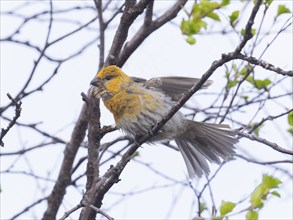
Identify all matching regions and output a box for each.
[90,78,104,98]
[91,77,103,87]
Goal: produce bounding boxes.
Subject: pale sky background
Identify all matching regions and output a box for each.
[1,1,292,219]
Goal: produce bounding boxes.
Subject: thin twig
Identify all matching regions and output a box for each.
[236,130,293,156]
[249,109,293,134]
[104,0,150,66]
[83,202,114,220]
[10,197,47,220]
[94,0,105,69]
[0,93,22,147]
[235,154,293,165]
[234,53,293,76]
[117,0,188,66]
[59,202,83,220]
[235,0,262,53]
[79,89,101,220]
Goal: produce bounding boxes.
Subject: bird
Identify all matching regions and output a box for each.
[91,65,238,178]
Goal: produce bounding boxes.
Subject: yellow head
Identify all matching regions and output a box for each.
[91,65,133,99]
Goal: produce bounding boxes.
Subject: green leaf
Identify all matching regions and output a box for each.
[239,66,248,76]
[253,124,263,137]
[243,65,253,74]
[248,123,263,137]
[182,0,230,45]
[192,1,223,23]
[207,12,221,21]
[255,79,272,89]
[246,210,258,220]
[262,174,282,189]
[241,28,256,36]
[186,35,196,45]
[198,20,208,30]
[181,18,207,36]
[246,76,255,85]
[254,126,262,136]
[246,77,271,90]
[271,191,281,198]
[277,5,291,17]
[181,19,193,35]
[199,202,207,213]
[229,10,239,26]
[221,0,230,6]
[220,201,236,216]
[250,184,266,208]
[201,1,221,11]
[232,64,238,72]
[132,151,140,158]
[265,0,273,6]
[180,19,189,35]
[227,80,238,88]
[288,111,293,126]
[212,217,223,220]
[250,175,282,209]
[181,20,196,35]
[242,95,249,101]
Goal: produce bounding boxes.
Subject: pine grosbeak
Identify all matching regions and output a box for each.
[91,65,237,178]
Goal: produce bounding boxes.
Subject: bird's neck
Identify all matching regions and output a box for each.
[103,90,129,122]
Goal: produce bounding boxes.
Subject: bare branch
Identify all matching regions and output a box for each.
[59,202,83,220]
[234,53,293,76]
[104,0,151,66]
[94,0,105,69]
[0,93,22,147]
[81,201,114,220]
[117,0,188,66]
[235,154,293,165]
[249,109,293,134]
[11,197,48,220]
[0,0,54,114]
[237,130,293,156]
[235,0,262,53]
[79,91,101,220]
[42,104,89,220]
[0,141,58,156]
[104,4,124,28]
[1,116,66,144]
[219,65,252,123]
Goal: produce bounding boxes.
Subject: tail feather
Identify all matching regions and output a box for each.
[196,123,236,157]
[175,120,238,178]
[175,139,210,177]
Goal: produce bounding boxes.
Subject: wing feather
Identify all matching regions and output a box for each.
[131,76,212,101]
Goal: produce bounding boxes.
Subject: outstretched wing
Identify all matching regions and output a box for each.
[131,76,213,101]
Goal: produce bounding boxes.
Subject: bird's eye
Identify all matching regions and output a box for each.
[105,75,113,81]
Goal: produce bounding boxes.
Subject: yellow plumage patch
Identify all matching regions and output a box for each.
[104,87,161,122]
[97,66,132,94]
